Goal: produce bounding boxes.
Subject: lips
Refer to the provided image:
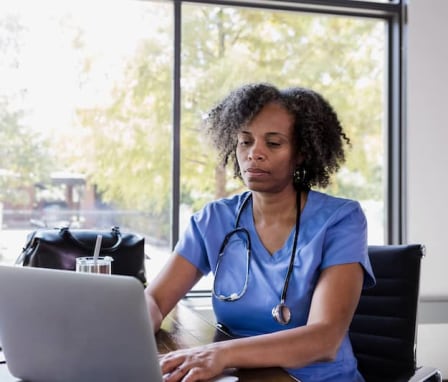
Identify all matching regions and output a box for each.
[245,167,269,174]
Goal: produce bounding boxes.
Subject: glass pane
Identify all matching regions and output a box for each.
[180,4,386,248]
[0,0,173,279]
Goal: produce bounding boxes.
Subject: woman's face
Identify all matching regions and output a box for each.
[236,102,298,194]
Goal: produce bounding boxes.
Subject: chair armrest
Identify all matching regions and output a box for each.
[408,366,442,382]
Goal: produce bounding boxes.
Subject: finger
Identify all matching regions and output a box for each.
[160,355,185,375]
[162,364,187,382]
[181,366,217,382]
[180,367,198,382]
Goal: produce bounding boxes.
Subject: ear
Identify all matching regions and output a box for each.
[295,153,305,167]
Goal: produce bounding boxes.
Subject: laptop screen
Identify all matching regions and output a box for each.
[0,265,163,382]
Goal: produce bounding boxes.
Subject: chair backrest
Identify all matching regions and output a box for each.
[349,244,425,382]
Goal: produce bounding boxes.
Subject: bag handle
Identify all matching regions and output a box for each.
[59,226,123,253]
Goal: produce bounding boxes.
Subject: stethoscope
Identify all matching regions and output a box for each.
[212,191,302,325]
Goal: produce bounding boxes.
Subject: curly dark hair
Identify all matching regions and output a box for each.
[202,82,350,190]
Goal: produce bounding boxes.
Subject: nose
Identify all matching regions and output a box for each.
[247,141,265,161]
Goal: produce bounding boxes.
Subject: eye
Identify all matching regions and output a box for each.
[267,141,281,147]
[238,137,252,146]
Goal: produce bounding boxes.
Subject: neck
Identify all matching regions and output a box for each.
[251,189,306,226]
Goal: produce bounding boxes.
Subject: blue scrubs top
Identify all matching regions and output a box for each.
[174,190,375,382]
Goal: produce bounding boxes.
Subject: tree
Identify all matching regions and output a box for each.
[0,12,52,207]
[64,4,384,238]
[75,26,172,214]
[179,6,384,204]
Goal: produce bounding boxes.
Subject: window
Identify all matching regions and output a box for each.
[0,0,173,281]
[0,0,404,285]
[180,3,388,243]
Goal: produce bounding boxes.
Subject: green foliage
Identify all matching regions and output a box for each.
[75,39,173,212]
[180,6,384,205]
[0,3,386,243]
[0,99,52,205]
[71,4,385,227]
[0,11,53,206]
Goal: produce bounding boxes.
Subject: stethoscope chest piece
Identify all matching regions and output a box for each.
[272,301,292,325]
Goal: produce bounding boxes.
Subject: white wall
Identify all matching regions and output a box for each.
[407,0,448,376]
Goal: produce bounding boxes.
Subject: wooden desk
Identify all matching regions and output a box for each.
[158,298,294,381]
[0,298,293,382]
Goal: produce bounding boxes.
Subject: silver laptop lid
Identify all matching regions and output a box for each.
[0,265,163,382]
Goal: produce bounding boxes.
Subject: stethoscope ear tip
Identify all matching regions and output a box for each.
[217,293,239,301]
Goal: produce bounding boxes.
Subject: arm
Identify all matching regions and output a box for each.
[160,262,363,382]
[220,262,364,367]
[145,253,203,332]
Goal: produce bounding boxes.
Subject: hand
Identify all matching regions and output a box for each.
[160,344,227,382]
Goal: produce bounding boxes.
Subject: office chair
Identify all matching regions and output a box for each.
[349,244,442,382]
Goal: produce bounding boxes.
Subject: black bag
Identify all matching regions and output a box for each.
[16,226,147,286]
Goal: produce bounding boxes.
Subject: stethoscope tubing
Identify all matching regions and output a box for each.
[213,191,302,325]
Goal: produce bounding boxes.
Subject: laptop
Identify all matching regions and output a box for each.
[0,265,163,382]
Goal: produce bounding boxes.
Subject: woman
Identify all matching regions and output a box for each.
[145,83,375,382]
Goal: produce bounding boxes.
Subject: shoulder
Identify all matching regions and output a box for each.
[308,189,363,215]
[193,191,250,224]
[308,190,359,208]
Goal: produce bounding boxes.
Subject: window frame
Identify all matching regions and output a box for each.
[168,0,406,247]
